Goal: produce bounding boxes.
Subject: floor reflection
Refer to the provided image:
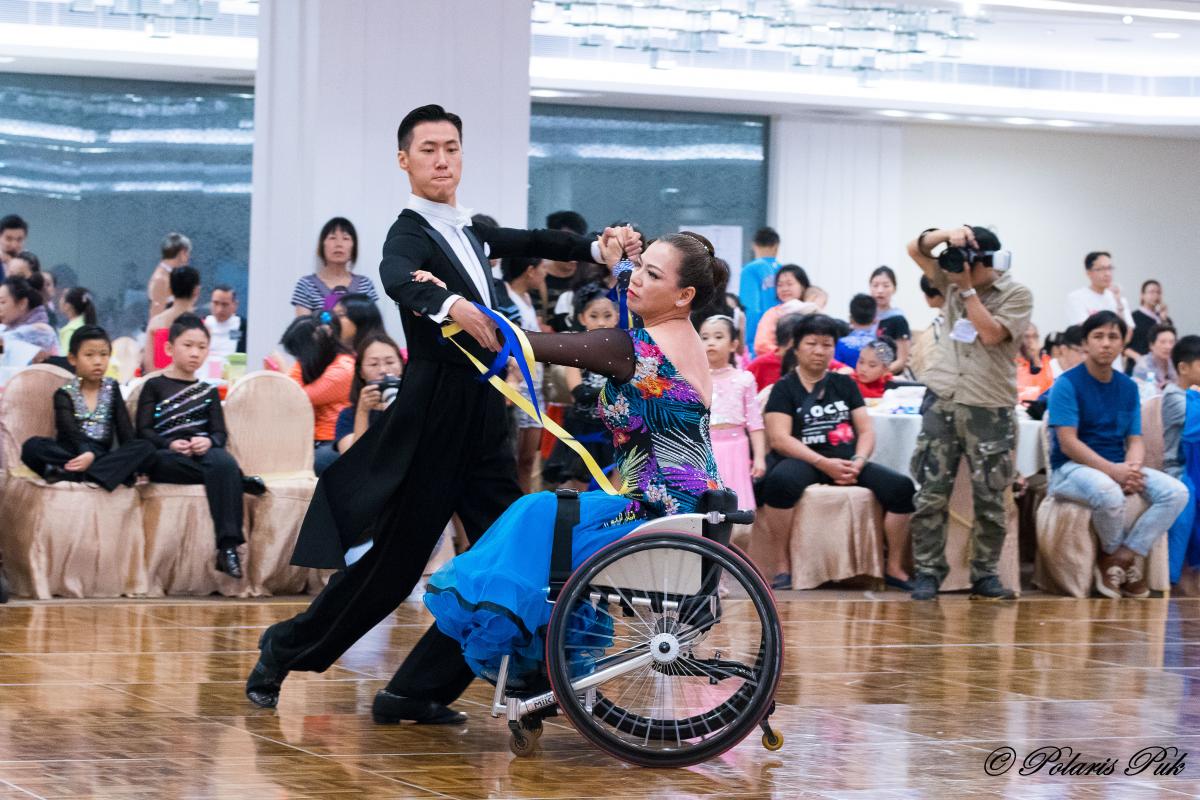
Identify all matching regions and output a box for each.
[0,594,1196,799]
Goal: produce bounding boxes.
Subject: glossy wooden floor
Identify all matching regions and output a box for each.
[1,592,1198,800]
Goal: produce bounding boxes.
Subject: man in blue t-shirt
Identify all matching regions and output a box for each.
[1048,310,1188,599]
[739,226,781,349]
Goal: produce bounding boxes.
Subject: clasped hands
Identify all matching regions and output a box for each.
[816,455,865,486]
[168,437,212,457]
[425,225,642,352]
[1109,461,1145,495]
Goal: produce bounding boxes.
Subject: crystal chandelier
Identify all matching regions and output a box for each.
[531,0,981,75]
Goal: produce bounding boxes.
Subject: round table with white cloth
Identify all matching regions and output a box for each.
[868,407,1044,478]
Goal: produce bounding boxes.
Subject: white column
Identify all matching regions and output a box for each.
[767,118,909,323]
[248,0,532,362]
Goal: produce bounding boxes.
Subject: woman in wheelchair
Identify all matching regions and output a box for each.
[418,230,728,683]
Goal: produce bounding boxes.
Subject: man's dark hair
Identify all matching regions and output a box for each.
[167,312,209,343]
[919,275,942,299]
[1148,323,1176,347]
[0,214,28,233]
[1084,251,1111,271]
[1081,309,1128,340]
[793,313,842,343]
[966,225,1001,254]
[1171,335,1200,370]
[546,211,588,236]
[160,232,191,259]
[501,256,540,284]
[397,104,463,151]
[169,265,200,299]
[1061,324,1084,348]
[212,284,236,299]
[753,227,780,248]
[68,324,111,355]
[849,293,877,326]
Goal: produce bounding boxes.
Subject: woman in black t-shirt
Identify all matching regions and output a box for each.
[870,266,912,375]
[759,314,916,590]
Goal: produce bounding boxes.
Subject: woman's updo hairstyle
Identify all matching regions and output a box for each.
[659,231,729,311]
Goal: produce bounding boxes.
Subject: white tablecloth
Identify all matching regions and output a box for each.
[869,409,1043,478]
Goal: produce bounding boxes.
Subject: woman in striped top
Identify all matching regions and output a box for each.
[290,217,380,315]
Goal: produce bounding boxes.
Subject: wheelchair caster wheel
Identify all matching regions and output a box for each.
[762,731,784,751]
[525,719,544,740]
[509,731,538,757]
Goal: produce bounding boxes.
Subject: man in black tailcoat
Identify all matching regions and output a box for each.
[245,104,640,722]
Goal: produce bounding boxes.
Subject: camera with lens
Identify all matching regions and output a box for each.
[372,375,402,407]
[938,246,1012,274]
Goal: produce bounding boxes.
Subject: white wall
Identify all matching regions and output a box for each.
[898,125,1200,338]
[248,0,532,361]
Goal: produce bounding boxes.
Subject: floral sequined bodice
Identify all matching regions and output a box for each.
[598,328,722,523]
[63,377,117,443]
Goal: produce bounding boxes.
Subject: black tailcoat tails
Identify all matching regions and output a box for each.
[263,209,597,699]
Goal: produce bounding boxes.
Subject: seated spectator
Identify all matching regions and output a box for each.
[761,314,917,590]
[1027,325,1085,420]
[136,315,265,578]
[834,293,877,368]
[292,217,379,315]
[1129,279,1172,360]
[749,312,803,391]
[145,266,201,373]
[853,337,897,399]
[58,287,98,355]
[1047,311,1188,599]
[335,334,404,455]
[21,325,156,489]
[0,275,58,362]
[1132,324,1177,392]
[869,266,911,374]
[1163,335,1200,585]
[753,265,815,357]
[281,313,355,476]
[204,285,246,358]
[147,232,191,320]
[1016,322,1054,404]
[332,292,384,352]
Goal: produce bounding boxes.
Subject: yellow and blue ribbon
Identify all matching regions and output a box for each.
[441,305,623,496]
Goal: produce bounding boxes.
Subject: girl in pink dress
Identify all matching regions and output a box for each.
[700,315,766,510]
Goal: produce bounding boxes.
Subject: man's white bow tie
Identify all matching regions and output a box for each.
[451,208,475,229]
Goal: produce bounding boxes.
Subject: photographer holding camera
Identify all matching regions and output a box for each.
[333,334,405,456]
[905,225,1033,601]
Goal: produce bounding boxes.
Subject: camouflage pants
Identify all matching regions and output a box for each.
[909,397,1015,585]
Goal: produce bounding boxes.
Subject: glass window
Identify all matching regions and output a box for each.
[0,74,253,338]
[529,104,767,266]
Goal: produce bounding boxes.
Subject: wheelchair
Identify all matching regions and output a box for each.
[489,489,784,768]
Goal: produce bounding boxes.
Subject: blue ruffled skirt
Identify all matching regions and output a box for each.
[423,491,640,685]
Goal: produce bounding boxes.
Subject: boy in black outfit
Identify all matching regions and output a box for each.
[135,314,263,578]
[22,325,156,489]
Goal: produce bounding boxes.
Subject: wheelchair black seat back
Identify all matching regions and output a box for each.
[494,487,783,768]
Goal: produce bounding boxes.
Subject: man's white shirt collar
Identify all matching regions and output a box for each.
[407,194,474,230]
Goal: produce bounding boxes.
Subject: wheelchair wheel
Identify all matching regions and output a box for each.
[545,531,782,768]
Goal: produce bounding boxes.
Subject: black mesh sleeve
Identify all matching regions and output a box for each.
[523,328,635,383]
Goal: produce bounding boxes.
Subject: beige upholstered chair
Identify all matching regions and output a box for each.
[0,364,147,598]
[224,371,323,596]
[937,459,1022,592]
[782,486,885,590]
[1035,395,1171,597]
[127,377,248,597]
